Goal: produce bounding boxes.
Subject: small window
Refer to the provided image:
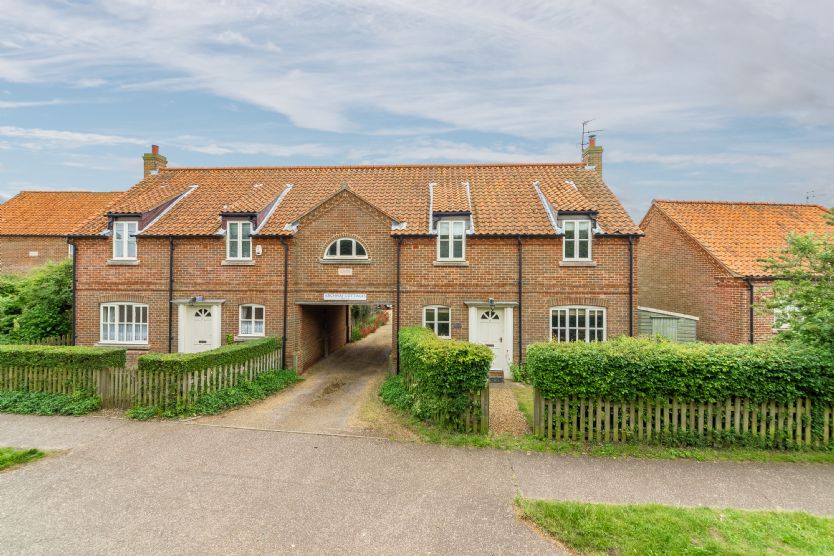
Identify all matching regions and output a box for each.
[113,221,138,260]
[550,306,605,342]
[239,304,265,336]
[423,305,451,338]
[562,220,592,261]
[437,220,466,261]
[100,302,148,344]
[227,221,252,260]
[323,238,368,260]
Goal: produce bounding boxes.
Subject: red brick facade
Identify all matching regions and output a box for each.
[638,206,775,343]
[0,236,70,274]
[74,190,638,370]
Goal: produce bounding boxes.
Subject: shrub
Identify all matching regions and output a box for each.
[0,344,126,370]
[139,337,280,374]
[526,336,834,404]
[0,389,101,416]
[397,326,491,429]
[0,260,72,343]
[379,374,413,412]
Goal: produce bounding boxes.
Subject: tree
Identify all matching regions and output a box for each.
[763,211,834,350]
[0,260,73,343]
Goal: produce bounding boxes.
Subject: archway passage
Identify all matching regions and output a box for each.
[296,304,350,371]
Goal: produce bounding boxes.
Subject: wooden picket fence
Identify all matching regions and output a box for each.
[0,348,282,409]
[462,388,490,434]
[533,391,834,448]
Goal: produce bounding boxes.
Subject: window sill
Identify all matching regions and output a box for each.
[318,258,372,265]
[107,259,140,266]
[222,259,255,266]
[95,342,150,350]
[234,335,266,342]
[433,260,469,267]
[559,260,597,267]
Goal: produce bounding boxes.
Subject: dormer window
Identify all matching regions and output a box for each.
[113,220,138,260]
[561,219,592,261]
[324,238,368,260]
[227,221,252,260]
[437,220,466,261]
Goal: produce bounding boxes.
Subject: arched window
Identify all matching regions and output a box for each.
[324,238,368,260]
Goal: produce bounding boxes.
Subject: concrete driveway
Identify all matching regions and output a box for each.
[196,321,392,435]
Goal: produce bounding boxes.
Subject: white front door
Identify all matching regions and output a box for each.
[477,308,506,372]
[190,307,214,352]
[178,303,221,353]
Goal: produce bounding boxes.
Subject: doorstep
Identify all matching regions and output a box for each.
[489,370,504,383]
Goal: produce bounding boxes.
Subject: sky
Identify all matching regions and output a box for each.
[0,0,832,221]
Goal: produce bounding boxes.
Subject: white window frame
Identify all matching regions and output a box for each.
[226,220,253,261]
[436,220,466,261]
[550,306,606,342]
[423,305,451,339]
[100,302,149,345]
[112,220,138,260]
[323,238,368,260]
[239,304,265,337]
[561,219,592,261]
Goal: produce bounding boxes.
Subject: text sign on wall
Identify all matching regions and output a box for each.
[323,293,367,301]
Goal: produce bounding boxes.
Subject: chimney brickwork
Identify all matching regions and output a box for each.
[582,134,603,176]
[142,145,168,177]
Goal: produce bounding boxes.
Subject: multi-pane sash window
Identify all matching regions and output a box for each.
[324,238,368,259]
[100,303,148,344]
[437,220,465,261]
[227,221,252,260]
[424,306,451,338]
[562,220,592,261]
[550,306,605,342]
[113,221,138,260]
[240,304,265,336]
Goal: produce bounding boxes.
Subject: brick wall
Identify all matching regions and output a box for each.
[0,236,70,274]
[638,207,776,343]
[74,191,638,370]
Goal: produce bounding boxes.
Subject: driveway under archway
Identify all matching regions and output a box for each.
[196,320,392,435]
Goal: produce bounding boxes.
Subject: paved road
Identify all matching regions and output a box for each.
[196,322,392,435]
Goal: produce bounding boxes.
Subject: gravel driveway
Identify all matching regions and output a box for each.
[196,321,392,435]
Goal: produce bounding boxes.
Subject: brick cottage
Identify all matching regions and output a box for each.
[639,200,831,344]
[70,141,641,374]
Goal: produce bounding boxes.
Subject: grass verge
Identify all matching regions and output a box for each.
[0,389,101,416]
[516,498,834,555]
[0,447,45,471]
[369,375,834,463]
[126,369,301,420]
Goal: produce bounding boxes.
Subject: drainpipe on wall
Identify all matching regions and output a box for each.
[167,237,175,353]
[628,235,634,336]
[516,236,523,365]
[396,237,403,375]
[281,238,289,370]
[70,238,77,346]
[745,277,755,344]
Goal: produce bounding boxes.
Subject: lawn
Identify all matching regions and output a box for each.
[517,498,834,555]
[0,447,45,471]
[368,377,834,463]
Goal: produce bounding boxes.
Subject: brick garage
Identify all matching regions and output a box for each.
[71,145,641,373]
[638,200,831,343]
[0,191,121,274]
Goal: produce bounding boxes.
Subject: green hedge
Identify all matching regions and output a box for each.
[0,344,126,370]
[526,337,834,404]
[139,337,280,374]
[398,326,491,429]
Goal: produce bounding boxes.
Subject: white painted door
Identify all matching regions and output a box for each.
[477,308,505,371]
[190,307,214,352]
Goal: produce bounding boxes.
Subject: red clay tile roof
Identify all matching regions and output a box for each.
[647,200,833,276]
[0,191,122,236]
[72,163,641,237]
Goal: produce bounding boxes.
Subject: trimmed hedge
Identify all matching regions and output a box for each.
[398,326,491,429]
[0,344,126,370]
[526,337,834,404]
[138,337,280,374]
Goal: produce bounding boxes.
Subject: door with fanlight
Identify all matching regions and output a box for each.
[177,302,222,353]
[476,308,506,372]
[190,308,214,352]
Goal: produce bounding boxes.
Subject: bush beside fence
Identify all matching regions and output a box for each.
[398,326,491,432]
[526,337,834,448]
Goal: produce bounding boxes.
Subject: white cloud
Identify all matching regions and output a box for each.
[0,126,145,147]
[0,99,65,108]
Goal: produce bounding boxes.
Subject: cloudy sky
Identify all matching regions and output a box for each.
[1,0,832,219]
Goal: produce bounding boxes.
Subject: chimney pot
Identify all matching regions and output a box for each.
[588,134,596,148]
[152,144,159,155]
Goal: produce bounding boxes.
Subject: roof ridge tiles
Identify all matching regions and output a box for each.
[654,199,828,209]
[159,162,586,171]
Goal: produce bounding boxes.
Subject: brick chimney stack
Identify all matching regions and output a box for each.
[142,145,167,177]
[582,134,603,176]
